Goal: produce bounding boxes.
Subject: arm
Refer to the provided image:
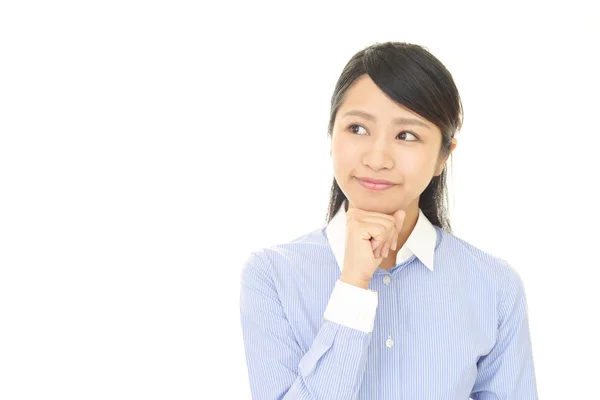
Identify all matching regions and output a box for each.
[470,266,539,399]
[239,252,377,400]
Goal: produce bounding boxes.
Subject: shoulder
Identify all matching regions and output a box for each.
[241,227,327,283]
[436,227,524,291]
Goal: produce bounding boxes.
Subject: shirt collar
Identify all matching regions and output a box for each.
[324,200,437,272]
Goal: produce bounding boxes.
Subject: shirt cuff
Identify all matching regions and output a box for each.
[323,279,378,333]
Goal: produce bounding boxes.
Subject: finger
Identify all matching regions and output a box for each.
[372,242,385,262]
[374,242,383,259]
[374,244,381,259]
[347,209,401,257]
[355,211,405,240]
[387,232,398,256]
[354,215,395,231]
[372,239,386,260]
[393,209,406,232]
[369,224,396,257]
[372,239,382,258]
[355,223,386,257]
[381,242,390,258]
[346,207,396,222]
[388,226,399,253]
[376,232,394,259]
[359,217,396,253]
[378,227,396,257]
[362,224,387,250]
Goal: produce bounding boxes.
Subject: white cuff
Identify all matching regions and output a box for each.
[323,279,378,333]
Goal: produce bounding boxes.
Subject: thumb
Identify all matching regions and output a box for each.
[393,209,406,232]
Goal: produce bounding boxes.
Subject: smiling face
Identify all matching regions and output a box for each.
[330,74,456,215]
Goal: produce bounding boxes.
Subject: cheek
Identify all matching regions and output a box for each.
[397,153,437,187]
[331,138,356,169]
[397,153,429,174]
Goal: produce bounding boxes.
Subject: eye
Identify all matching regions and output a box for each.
[397,131,419,141]
[347,124,419,141]
[348,124,367,135]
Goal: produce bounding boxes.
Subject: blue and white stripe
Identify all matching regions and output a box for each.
[240,208,538,399]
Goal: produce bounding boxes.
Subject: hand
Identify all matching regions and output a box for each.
[340,203,406,289]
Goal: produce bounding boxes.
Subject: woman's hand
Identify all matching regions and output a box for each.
[340,203,406,289]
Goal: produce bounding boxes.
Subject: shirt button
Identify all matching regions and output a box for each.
[383,275,391,285]
[385,336,394,348]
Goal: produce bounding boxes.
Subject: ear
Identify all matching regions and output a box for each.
[434,137,457,176]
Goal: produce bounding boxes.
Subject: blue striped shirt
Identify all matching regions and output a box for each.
[240,202,538,399]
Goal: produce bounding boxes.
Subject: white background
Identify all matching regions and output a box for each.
[1,1,599,399]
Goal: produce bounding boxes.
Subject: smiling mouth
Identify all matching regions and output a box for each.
[356,179,396,191]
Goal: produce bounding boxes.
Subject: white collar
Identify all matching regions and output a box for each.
[324,200,437,272]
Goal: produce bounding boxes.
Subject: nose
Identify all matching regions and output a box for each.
[362,136,393,170]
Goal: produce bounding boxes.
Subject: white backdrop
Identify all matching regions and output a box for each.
[1,1,599,399]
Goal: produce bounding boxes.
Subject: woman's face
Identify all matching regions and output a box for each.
[330,74,456,215]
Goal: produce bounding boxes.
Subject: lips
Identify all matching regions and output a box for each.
[356,177,396,191]
[356,177,396,185]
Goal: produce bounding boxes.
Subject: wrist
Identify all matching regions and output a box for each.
[339,274,370,290]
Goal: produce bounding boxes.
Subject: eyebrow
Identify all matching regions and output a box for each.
[341,109,432,130]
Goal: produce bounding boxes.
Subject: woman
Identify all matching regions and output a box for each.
[239,41,538,399]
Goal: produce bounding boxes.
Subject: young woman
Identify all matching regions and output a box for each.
[239,41,538,399]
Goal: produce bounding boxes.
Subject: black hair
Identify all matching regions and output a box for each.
[325,41,463,233]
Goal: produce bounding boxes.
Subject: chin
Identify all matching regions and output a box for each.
[347,196,402,214]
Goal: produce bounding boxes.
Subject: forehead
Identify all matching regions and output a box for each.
[337,76,437,132]
[338,75,430,124]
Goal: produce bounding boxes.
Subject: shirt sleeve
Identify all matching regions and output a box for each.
[240,252,377,400]
[470,265,539,399]
[323,279,378,333]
